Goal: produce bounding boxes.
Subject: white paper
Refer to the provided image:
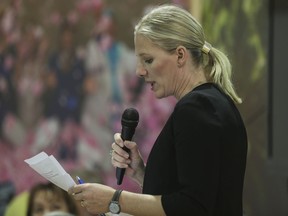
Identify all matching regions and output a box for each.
[24,151,76,191]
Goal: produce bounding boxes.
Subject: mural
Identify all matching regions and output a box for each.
[0,0,272,215]
[0,0,175,215]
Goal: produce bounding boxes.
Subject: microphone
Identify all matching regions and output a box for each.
[116,108,139,185]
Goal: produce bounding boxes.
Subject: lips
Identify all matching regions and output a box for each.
[146,81,155,90]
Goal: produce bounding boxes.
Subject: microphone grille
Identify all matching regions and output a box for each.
[121,108,139,127]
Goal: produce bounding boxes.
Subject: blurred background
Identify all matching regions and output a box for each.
[0,0,287,215]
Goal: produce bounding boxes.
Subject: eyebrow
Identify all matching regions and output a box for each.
[137,52,151,57]
[136,52,144,56]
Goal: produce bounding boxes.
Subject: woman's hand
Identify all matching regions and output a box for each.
[68,183,114,214]
[111,133,145,187]
[69,183,166,216]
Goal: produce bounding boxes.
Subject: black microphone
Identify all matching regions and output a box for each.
[116,108,139,185]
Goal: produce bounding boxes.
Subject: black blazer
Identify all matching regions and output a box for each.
[143,83,247,216]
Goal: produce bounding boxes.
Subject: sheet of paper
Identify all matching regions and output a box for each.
[24,152,76,191]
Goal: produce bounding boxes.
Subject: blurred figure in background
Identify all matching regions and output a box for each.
[33,21,86,162]
[0,1,24,147]
[26,182,79,216]
[14,26,48,132]
[82,8,138,181]
[44,212,75,216]
[44,22,85,126]
[84,9,137,131]
[4,190,29,216]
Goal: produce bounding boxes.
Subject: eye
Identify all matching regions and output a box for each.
[33,205,44,214]
[51,203,63,211]
[144,58,153,64]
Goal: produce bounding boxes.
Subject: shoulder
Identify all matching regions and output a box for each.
[172,83,227,129]
[175,83,222,114]
[4,191,29,216]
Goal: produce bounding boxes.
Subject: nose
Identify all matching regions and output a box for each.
[136,63,147,77]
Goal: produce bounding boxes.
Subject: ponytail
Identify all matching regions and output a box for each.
[204,45,242,104]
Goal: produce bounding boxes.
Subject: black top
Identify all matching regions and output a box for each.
[142,83,247,216]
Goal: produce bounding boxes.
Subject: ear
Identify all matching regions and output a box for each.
[176,46,187,67]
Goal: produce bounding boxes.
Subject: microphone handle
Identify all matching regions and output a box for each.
[116,145,130,185]
[116,126,135,185]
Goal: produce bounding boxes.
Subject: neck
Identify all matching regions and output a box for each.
[174,68,207,100]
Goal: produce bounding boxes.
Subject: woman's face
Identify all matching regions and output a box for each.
[31,190,69,216]
[134,34,179,99]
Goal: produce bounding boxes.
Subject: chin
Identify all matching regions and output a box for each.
[153,89,167,99]
[154,93,165,99]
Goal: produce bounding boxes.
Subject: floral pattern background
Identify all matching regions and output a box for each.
[0,0,278,216]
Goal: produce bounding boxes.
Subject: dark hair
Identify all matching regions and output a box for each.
[26,182,78,216]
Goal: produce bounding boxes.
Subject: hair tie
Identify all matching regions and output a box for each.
[201,41,212,54]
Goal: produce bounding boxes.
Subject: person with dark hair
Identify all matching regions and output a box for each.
[27,182,78,216]
[68,4,247,216]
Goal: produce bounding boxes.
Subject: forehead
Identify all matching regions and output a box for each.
[34,190,62,202]
[134,34,161,56]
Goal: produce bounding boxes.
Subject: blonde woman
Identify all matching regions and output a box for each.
[69,4,247,216]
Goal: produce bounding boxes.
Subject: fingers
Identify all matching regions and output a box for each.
[111,152,131,168]
[123,140,138,153]
[68,184,87,201]
[68,185,82,195]
[112,133,131,161]
[81,200,86,208]
[112,133,137,153]
[111,133,141,169]
[112,142,130,158]
[71,188,91,211]
[111,145,130,168]
[114,133,124,147]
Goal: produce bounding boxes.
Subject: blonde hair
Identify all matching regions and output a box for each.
[134,4,242,104]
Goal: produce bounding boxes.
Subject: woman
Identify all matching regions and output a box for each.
[69,4,247,216]
[27,182,78,216]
